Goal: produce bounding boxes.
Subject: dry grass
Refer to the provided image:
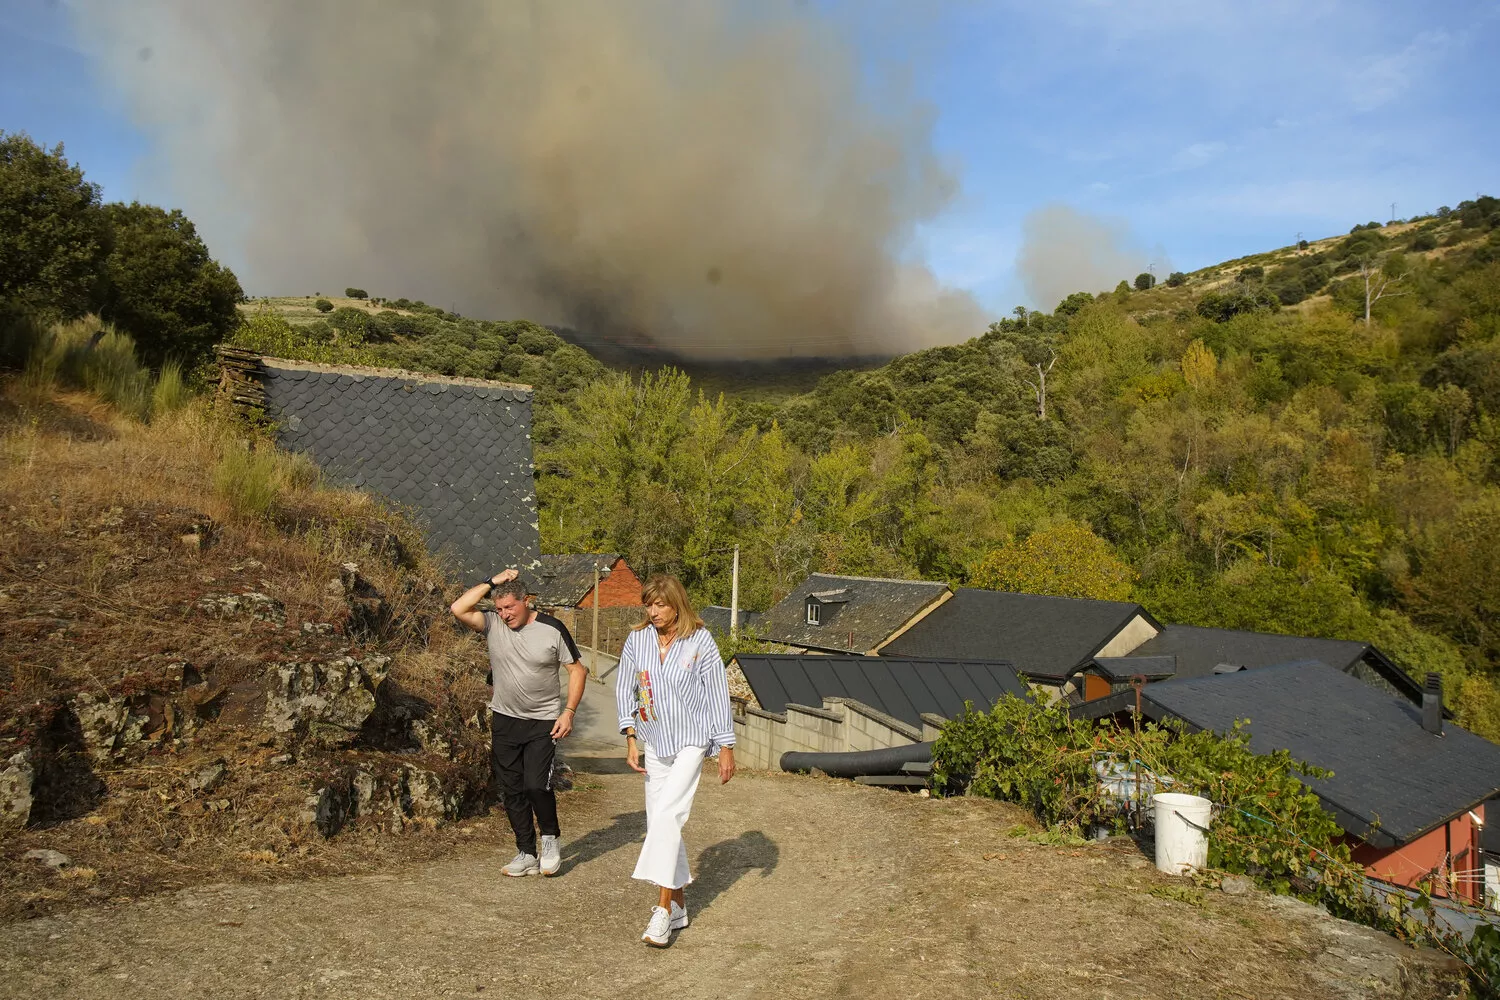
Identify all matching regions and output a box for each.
[238,296,416,327]
[0,377,501,922]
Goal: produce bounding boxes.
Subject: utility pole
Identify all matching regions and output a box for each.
[590,562,601,680]
[1390,202,1397,224]
[729,545,740,643]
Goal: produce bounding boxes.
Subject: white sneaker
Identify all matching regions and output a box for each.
[539,835,561,876]
[502,852,540,877]
[641,905,672,946]
[669,899,689,930]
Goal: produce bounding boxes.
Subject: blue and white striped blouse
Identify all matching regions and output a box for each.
[615,624,736,758]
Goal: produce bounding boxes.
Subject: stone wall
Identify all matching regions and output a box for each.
[732,696,932,770]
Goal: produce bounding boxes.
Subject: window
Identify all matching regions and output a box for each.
[806,601,821,626]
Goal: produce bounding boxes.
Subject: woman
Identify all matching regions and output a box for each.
[615,574,736,947]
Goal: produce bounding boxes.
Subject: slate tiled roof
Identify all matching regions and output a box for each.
[1075,662,1500,847]
[533,554,619,606]
[734,654,1026,727]
[700,606,764,641]
[1090,655,1178,681]
[760,574,950,653]
[256,358,539,582]
[1123,625,1423,703]
[881,589,1159,680]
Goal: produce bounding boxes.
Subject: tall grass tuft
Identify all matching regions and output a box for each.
[214,444,286,520]
[151,360,191,418]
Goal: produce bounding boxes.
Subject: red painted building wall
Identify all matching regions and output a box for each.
[578,558,644,609]
[1352,802,1486,904]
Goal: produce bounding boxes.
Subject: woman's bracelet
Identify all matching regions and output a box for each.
[561,707,576,715]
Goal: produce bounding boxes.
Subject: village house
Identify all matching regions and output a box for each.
[757,574,952,655]
[529,553,643,657]
[878,588,1162,701]
[700,606,764,643]
[1081,624,1426,705]
[1075,662,1500,908]
[728,653,1025,769]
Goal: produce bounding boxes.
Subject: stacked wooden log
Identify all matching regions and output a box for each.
[215,345,267,411]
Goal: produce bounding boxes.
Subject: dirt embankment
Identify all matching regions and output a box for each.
[0,386,499,920]
[0,770,1467,1000]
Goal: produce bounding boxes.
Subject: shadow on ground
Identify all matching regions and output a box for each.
[690,830,778,915]
[561,811,645,875]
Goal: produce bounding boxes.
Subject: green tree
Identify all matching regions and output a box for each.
[315,298,333,313]
[344,287,367,299]
[1134,272,1155,291]
[1165,271,1187,287]
[98,202,244,368]
[969,520,1135,601]
[0,132,107,323]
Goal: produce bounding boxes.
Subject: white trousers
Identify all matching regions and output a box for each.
[633,744,706,890]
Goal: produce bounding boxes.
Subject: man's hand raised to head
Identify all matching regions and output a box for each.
[491,568,520,585]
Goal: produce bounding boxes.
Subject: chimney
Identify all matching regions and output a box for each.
[1422,672,1443,736]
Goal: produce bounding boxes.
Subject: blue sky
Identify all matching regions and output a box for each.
[3,0,1496,314]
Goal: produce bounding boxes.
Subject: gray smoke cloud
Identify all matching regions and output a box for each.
[1016,204,1168,313]
[68,0,983,360]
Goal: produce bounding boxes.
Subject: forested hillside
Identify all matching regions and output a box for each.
[537,204,1500,738]
[15,118,1482,741]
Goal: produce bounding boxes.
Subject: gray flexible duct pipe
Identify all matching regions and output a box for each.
[779,741,934,779]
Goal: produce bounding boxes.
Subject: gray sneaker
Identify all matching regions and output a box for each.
[642,905,672,946]
[502,852,540,877]
[539,835,561,876]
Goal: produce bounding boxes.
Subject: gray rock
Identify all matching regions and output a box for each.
[410,720,451,756]
[404,767,458,821]
[268,753,294,767]
[187,762,226,795]
[196,591,286,625]
[70,694,150,764]
[0,750,34,829]
[24,848,71,868]
[262,654,390,733]
[300,781,353,838]
[1220,875,1252,896]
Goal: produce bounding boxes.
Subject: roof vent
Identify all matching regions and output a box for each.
[1212,662,1245,674]
[1422,672,1443,736]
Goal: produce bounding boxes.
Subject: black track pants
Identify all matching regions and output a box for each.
[490,711,560,856]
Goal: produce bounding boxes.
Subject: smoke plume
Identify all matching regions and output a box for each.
[69,1,983,360]
[1016,204,1166,313]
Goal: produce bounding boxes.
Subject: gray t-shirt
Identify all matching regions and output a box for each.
[483,611,581,720]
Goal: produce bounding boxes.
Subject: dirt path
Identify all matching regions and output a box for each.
[0,769,1460,1000]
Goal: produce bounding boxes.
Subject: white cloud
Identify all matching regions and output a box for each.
[1172,141,1227,170]
[1347,29,1452,111]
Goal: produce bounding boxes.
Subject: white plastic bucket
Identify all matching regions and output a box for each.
[1153,792,1211,875]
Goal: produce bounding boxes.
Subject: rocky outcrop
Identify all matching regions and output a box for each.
[69,693,150,764]
[301,762,469,837]
[263,655,392,734]
[0,750,33,829]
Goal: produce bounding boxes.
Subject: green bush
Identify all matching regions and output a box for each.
[315,298,333,313]
[1165,271,1187,287]
[1134,272,1155,291]
[344,287,367,299]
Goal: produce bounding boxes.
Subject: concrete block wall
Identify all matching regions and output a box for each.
[732,697,934,769]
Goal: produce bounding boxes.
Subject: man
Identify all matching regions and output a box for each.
[451,568,587,877]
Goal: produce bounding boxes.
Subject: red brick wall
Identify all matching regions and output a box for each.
[579,558,644,608]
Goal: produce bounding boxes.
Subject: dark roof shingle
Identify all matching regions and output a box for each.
[258,359,539,582]
[760,574,949,653]
[1078,662,1500,847]
[734,654,1026,727]
[1124,625,1422,702]
[532,554,621,607]
[700,606,763,641]
[881,588,1158,679]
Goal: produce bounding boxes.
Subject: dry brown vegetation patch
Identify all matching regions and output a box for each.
[0,381,502,922]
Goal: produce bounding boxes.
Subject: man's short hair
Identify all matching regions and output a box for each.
[493,578,528,604]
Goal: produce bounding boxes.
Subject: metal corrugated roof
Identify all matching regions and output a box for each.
[733,654,1025,726]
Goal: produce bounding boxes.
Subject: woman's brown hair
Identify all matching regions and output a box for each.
[633,573,705,637]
